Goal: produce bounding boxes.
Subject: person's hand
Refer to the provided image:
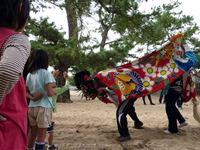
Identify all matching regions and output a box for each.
[32,93,44,101]
[0,115,6,121]
[63,71,68,80]
[53,69,60,78]
[190,69,196,76]
[192,97,199,105]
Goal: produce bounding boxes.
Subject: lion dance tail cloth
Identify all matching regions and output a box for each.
[97,33,197,99]
[183,70,200,123]
[75,33,199,123]
[95,33,200,123]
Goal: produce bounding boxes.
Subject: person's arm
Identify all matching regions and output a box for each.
[26,88,34,100]
[43,70,57,97]
[54,71,70,96]
[96,88,113,104]
[26,85,45,101]
[46,83,56,97]
[32,93,44,101]
[0,34,30,104]
[105,89,119,107]
[55,80,69,96]
[27,92,44,102]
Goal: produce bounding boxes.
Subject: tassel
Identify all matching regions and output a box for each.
[192,97,200,123]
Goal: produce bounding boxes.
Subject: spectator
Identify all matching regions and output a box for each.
[46,70,69,150]
[26,49,56,150]
[0,0,30,149]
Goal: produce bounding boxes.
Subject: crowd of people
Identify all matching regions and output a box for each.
[0,0,198,150]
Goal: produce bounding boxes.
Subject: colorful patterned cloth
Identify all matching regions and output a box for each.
[95,34,198,103]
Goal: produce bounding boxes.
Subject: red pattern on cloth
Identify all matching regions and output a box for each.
[94,34,194,104]
[183,71,197,102]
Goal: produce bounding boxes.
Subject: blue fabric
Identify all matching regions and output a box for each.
[174,51,198,71]
[185,51,199,65]
[26,69,56,108]
[174,59,193,71]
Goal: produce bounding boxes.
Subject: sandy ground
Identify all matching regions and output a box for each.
[52,91,200,150]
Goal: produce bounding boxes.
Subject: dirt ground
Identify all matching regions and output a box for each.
[52,91,200,150]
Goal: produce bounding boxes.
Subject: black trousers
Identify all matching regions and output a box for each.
[165,89,185,133]
[159,90,164,104]
[142,94,154,105]
[116,99,141,137]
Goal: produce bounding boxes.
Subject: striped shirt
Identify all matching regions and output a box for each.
[0,33,31,103]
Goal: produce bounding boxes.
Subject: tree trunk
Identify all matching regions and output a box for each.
[65,0,78,38]
[55,0,79,103]
[56,0,79,103]
[57,89,72,103]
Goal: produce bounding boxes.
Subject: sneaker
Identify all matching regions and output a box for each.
[179,122,188,128]
[48,144,58,150]
[163,129,178,134]
[134,121,144,129]
[163,129,172,134]
[117,136,131,142]
[134,125,144,129]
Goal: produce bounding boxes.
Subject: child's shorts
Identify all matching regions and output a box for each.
[28,107,52,128]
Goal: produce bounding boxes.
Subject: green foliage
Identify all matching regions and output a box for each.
[26,18,66,45]
[28,0,200,74]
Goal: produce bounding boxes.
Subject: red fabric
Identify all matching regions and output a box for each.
[95,72,123,104]
[94,34,189,104]
[83,74,90,80]
[0,28,27,150]
[183,73,197,102]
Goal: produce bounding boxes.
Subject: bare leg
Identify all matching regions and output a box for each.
[27,126,38,148]
[37,128,47,143]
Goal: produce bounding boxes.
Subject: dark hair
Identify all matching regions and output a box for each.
[74,70,90,89]
[0,0,30,30]
[28,49,49,73]
[74,70,98,98]
[23,50,35,79]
